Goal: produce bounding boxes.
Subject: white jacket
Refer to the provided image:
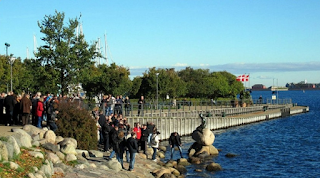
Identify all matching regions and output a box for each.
[151,134,160,148]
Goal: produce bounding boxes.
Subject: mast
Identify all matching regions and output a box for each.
[33,34,37,56]
[104,33,108,66]
[26,47,30,59]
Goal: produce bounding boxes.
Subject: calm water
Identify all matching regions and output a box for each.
[165,90,320,178]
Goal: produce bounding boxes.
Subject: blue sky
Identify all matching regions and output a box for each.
[1,0,320,87]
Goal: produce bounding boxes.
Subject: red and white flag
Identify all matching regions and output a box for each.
[236,74,249,82]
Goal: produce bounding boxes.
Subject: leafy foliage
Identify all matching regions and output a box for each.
[56,101,97,150]
[35,11,99,95]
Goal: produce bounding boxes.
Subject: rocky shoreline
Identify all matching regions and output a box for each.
[0,125,222,178]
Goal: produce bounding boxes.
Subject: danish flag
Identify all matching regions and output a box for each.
[236,74,249,82]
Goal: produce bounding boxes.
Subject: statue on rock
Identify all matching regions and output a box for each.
[189,113,218,159]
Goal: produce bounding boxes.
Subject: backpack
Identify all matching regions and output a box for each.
[151,135,157,145]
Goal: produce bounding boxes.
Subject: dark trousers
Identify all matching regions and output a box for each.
[21,113,30,126]
[6,111,13,125]
[140,140,147,154]
[32,113,37,126]
[0,113,4,125]
[48,121,58,132]
[103,134,110,151]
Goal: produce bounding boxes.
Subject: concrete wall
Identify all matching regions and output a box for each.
[126,105,308,140]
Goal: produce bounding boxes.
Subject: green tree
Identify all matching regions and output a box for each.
[137,67,186,100]
[35,11,99,95]
[178,67,211,98]
[0,55,10,92]
[81,63,132,97]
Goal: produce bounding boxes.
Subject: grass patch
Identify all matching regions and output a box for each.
[66,160,79,167]
[0,137,8,142]
[0,148,45,178]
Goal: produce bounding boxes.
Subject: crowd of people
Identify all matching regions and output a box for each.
[94,105,185,171]
[0,90,184,171]
[0,91,80,132]
[94,107,160,171]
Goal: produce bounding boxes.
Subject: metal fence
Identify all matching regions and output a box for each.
[80,98,292,118]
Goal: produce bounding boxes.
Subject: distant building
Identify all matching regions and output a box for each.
[286,81,318,90]
[252,84,267,90]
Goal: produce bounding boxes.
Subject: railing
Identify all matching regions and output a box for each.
[79,98,292,118]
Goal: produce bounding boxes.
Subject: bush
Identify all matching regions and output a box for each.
[56,101,98,150]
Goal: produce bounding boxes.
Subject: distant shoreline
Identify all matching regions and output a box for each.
[251,88,320,91]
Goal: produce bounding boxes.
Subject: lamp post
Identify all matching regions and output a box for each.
[156,73,159,110]
[5,43,12,91]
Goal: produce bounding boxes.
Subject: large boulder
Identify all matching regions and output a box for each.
[188,157,201,164]
[65,154,77,162]
[60,144,77,155]
[106,160,122,172]
[58,138,77,149]
[3,136,20,160]
[206,162,222,172]
[42,143,60,153]
[11,131,32,148]
[159,145,167,152]
[196,145,219,156]
[46,152,62,164]
[191,128,215,146]
[0,141,9,161]
[175,165,187,174]
[40,159,54,177]
[157,151,165,158]
[177,158,191,166]
[29,151,44,159]
[44,130,56,144]
[22,125,45,137]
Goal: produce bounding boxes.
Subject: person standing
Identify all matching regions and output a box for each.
[4,91,15,126]
[20,94,32,126]
[150,131,160,161]
[147,122,155,145]
[169,132,183,160]
[0,93,5,125]
[36,97,44,128]
[137,96,145,116]
[133,123,141,149]
[109,125,119,159]
[102,120,112,152]
[140,124,149,155]
[32,92,41,126]
[127,132,138,172]
[124,96,131,116]
[48,110,59,132]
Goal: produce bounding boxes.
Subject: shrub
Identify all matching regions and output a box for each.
[56,101,98,150]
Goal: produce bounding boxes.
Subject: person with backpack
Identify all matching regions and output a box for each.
[169,132,183,160]
[150,130,160,161]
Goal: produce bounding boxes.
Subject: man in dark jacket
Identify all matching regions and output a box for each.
[169,132,183,160]
[98,110,107,144]
[4,91,15,126]
[102,120,113,152]
[127,132,138,172]
[140,124,149,154]
[109,125,118,159]
[47,110,59,132]
[147,122,155,145]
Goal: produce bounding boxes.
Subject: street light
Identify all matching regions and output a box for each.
[5,43,13,92]
[156,73,159,109]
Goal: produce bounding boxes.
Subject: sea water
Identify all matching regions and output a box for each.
[164,90,320,178]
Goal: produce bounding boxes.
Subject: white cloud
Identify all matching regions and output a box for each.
[173,63,188,67]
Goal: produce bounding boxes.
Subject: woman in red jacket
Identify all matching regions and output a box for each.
[133,122,141,140]
[36,97,44,128]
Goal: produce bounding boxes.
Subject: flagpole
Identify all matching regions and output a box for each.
[249,73,250,91]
